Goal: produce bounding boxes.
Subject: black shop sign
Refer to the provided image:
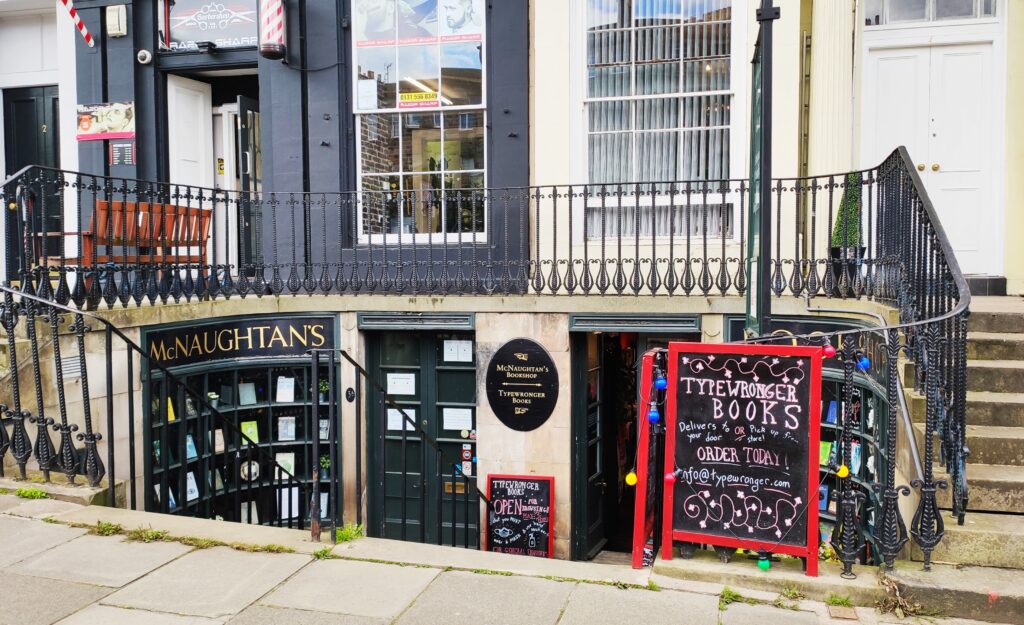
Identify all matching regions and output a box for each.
[146,316,335,368]
[486,474,554,558]
[662,342,823,576]
[485,338,559,432]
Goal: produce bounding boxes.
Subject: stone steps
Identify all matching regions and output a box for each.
[914,423,1024,466]
[969,310,1024,334]
[967,359,1024,393]
[936,463,1024,514]
[909,390,1024,427]
[968,332,1024,360]
[910,509,1024,570]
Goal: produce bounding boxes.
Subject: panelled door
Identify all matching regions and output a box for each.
[236,95,261,269]
[863,42,997,275]
[369,331,479,547]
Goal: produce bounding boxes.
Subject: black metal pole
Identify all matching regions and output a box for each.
[757,0,779,332]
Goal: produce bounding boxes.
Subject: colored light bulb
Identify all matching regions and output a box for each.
[823,344,836,358]
[757,558,771,571]
[648,406,660,423]
[625,471,638,486]
[664,471,677,484]
[857,355,871,371]
[655,375,668,391]
[836,464,850,478]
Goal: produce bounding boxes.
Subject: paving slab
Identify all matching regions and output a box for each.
[10,534,192,587]
[228,606,387,625]
[52,505,326,554]
[334,537,648,586]
[0,514,88,568]
[55,605,226,625]
[558,581,720,625]
[261,558,439,619]
[720,601,819,625]
[0,493,20,512]
[4,498,84,519]
[395,570,574,625]
[0,572,110,625]
[102,547,310,619]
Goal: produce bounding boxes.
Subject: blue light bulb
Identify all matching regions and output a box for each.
[648,406,660,423]
[856,355,871,371]
[655,375,668,391]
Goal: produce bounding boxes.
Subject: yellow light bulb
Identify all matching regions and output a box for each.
[625,471,638,486]
[836,465,850,479]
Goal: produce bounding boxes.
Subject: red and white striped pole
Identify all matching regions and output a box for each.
[259,0,287,60]
[59,0,94,48]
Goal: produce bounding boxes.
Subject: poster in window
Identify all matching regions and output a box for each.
[439,0,482,41]
[76,102,135,141]
[161,0,258,52]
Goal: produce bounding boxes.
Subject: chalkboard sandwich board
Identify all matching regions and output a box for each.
[661,342,822,576]
[486,474,554,558]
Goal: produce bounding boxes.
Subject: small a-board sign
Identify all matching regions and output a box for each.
[662,342,822,576]
[485,338,559,432]
[486,474,554,558]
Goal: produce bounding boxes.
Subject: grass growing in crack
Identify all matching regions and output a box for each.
[826,593,853,607]
[647,579,661,591]
[313,547,338,560]
[0,488,12,495]
[469,568,514,576]
[780,584,804,600]
[719,587,756,610]
[14,487,49,499]
[125,527,169,543]
[229,542,294,554]
[92,521,124,536]
[335,523,364,543]
[177,536,226,549]
[772,597,800,611]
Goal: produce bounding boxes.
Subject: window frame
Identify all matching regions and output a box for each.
[862,0,999,29]
[351,1,489,245]
[569,0,749,243]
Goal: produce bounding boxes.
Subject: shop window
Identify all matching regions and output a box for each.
[158,0,259,52]
[353,0,487,241]
[863,0,997,26]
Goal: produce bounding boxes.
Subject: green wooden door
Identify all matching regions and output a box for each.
[368,332,479,547]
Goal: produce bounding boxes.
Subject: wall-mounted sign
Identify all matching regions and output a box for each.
[147,316,334,368]
[662,342,822,576]
[76,102,135,141]
[485,338,558,432]
[162,0,258,52]
[486,474,553,558]
[109,141,135,165]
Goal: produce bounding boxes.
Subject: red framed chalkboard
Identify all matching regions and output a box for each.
[486,474,555,558]
[631,349,660,569]
[661,342,822,576]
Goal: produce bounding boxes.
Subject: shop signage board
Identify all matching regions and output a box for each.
[662,342,822,576]
[147,316,334,368]
[163,0,258,51]
[485,338,558,432]
[486,474,553,558]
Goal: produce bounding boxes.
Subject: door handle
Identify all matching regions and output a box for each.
[595,478,607,489]
[931,163,940,172]
[917,164,925,171]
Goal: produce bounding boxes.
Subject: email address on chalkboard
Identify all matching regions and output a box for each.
[677,467,791,491]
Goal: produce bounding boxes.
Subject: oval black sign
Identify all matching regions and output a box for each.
[485,338,559,432]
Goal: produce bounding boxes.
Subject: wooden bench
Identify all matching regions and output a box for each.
[47,200,213,267]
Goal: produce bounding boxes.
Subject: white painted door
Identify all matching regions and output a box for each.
[862,43,998,276]
[167,74,213,189]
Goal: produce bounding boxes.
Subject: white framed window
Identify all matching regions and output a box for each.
[573,0,747,240]
[863,0,997,27]
[352,0,487,242]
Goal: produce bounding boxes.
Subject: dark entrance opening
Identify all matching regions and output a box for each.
[3,85,60,281]
[572,330,700,562]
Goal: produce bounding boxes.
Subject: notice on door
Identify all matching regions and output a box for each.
[663,342,822,575]
[486,474,553,558]
[485,338,559,432]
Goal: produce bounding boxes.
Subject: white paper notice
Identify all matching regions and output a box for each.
[357,79,379,110]
[387,408,416,431]
[442,407,473,431]
[442,340,473,363]
[387,373,416,395]
[275,376,295,403]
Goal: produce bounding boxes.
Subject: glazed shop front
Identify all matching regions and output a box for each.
[142,315,340,526]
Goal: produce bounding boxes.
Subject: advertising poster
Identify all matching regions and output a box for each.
[162,0,258,51]
[354,0,483,46]
[76,102,136,141]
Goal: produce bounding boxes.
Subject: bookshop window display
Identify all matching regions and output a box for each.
[143,316,338,526]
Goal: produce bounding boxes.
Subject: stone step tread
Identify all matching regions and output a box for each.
[915,423,1024,439]
[943,510,1024,534]
[909,389,1024,404]
[969,332,1024,342]
[954,462,1024,482]
[969,296,1024,314]
[967,359,1024,369]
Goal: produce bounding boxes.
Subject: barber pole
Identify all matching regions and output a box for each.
[60,0,94,48]
[259,0,287,60]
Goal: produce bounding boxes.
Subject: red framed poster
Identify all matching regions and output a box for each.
[661,342,822,576]
[486,474,554,558]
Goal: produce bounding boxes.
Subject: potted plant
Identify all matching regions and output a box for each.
[318,378,330,403]
[319,455,331,480]
[829,172,865,294]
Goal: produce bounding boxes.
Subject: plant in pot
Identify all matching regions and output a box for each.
[829,172,865,294]
[318,378,330,403]
[319,455,331,480]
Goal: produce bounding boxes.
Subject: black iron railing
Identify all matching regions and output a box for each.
[0,286,315,533]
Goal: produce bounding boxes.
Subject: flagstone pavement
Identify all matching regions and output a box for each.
[0,495,1010,625]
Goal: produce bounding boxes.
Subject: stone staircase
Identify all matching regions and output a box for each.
[910,298,1024,568]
